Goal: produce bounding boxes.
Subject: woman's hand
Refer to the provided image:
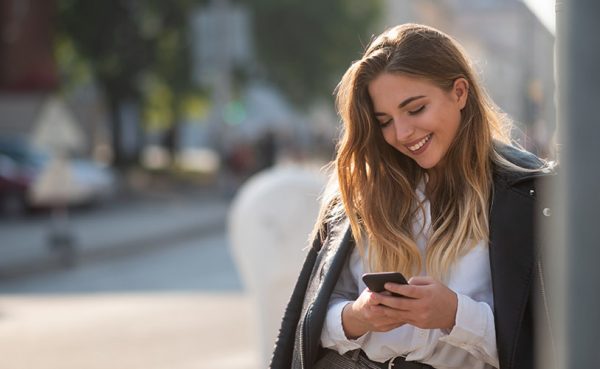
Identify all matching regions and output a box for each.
[341,276,458,339]
[379,276,458,330]
[341,288,407,339]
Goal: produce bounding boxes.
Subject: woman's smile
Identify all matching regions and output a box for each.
[405,133,433,154]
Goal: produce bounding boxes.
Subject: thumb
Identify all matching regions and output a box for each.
[408,276,434,286]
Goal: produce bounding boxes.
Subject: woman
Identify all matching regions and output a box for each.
[270,23,554,369]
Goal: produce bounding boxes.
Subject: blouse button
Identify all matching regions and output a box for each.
[529,189,535,196]
[543,208,552,217]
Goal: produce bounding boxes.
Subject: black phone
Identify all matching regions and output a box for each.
[362,272,408,297]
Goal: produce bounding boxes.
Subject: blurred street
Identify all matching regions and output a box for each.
[0,183,229,279]
[0,184,261,369]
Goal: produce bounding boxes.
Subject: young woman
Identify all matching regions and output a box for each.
[270,23,555,369]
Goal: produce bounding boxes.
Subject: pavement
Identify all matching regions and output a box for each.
[0,180,231,279]
[0,180,264,369]
[0,293,260,369]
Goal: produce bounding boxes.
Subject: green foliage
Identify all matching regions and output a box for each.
[55,0,208,101]
[140,74,174,132]
[141,74,210,132]
[55,0,212,164]
[57,0,381,110]
[55,0,382,158]
[54,35,94,94]
[246,0,382,107]
[57,1,145,99]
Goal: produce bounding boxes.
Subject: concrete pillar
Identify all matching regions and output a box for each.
[228,164,326,367]
[540,1,600,368]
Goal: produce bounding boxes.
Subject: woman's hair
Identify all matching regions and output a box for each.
[317,23,520,279]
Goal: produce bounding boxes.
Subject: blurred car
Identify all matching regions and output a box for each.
[0,152,31,216]
[0,137,117,216]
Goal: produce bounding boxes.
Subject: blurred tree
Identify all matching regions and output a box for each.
[56,0,381,166]
[246,0,382,107]
[55,0,208,167]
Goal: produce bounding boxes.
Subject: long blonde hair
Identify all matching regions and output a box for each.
[318,24,517,280]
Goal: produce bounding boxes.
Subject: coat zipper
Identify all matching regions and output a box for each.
[299,311,310,368]
[299,328,305,368]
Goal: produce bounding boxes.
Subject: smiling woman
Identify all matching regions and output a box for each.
[270,23,556,369]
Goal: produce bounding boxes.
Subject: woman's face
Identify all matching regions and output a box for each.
[368,73,468,171]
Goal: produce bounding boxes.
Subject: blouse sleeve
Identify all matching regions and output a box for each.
[438,293,500,368]
[320,249,369,353]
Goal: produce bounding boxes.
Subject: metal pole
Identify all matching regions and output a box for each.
[542,1,600,368]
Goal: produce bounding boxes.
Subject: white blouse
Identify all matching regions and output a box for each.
[320,191,499,369]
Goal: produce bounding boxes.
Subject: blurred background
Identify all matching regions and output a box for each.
[0,1,555,368]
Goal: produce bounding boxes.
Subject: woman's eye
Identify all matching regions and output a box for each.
[408,105,425,115]
[380,119,392,128]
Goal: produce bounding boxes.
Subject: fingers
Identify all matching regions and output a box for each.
[384,276,436,298]
[407,276,435,285]
[384,283,421,298]
[361,304,402,330]
[376,293,414,311]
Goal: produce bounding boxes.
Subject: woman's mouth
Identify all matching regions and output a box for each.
[406,134,432,154]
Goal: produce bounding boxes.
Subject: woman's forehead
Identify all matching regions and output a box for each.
[368,73,439,104]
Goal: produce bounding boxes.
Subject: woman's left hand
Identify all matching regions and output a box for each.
[375,276,458,330]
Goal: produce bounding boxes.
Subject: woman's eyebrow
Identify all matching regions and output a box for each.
[374,95,426,116]
[398,95,426,108]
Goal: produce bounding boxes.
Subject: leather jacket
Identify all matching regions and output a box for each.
[270,145,555,369]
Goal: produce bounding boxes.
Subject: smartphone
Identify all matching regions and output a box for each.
[362,272,408,297]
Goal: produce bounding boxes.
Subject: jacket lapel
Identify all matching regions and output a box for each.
[489,176,535,369]
[303,220,355,367]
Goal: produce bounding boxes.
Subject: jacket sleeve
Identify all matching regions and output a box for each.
[269,227,324,369]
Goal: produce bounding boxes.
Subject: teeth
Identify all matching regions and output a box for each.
[408,134,431,152]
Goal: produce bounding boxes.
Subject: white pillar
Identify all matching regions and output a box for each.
[228,164,326,367]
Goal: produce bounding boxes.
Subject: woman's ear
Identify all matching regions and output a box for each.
[453,78,469,110]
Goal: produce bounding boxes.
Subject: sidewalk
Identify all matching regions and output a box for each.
[0,292,260,369]
[0,184,231,279]
[0,180,264,369]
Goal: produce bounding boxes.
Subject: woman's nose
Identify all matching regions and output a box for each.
[393,119,415,141]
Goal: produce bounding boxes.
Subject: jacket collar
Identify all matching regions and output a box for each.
[493,142,555,186]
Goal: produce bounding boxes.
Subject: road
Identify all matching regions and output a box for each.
[0,198,261,369]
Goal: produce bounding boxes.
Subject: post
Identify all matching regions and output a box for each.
[541,1,600,368]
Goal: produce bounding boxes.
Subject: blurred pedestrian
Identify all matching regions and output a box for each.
[256,129,277,170]
[270,23,555,369]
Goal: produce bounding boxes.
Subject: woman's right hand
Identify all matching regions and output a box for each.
[341,288,407,339]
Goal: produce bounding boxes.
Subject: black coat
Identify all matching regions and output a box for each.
[270,146,555,369]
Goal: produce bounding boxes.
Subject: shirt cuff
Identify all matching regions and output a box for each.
[441,293,488,345]
[439,293,499,368]
[320,300,368,354]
